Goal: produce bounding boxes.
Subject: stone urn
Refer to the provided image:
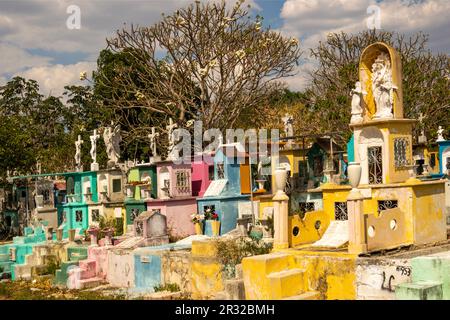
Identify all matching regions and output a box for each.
[56,229,63,241]
[103,228,114,246]
[68,229,76,242]
[194,222,203,235]
[249,225,264,240]
[87,227,99,246]
[35,195,44,209]
[347,162,362,188]
[274,167,288,196]
[255,179,266,191]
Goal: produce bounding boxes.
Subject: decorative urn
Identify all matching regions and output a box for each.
[347,162,362,188]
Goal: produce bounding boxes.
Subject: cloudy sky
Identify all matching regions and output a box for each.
[0,0,448,96]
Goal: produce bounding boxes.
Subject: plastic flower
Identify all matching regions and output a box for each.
[135,91,145,101]
[198,66,208,77]
[235,49,246,60]
[176,16,186,26]
[208,59,218,68]
[79,71,87,81]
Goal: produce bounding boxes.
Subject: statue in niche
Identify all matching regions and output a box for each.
[371,53,397,119]
[103,123,122,164]
[350,81,366,124]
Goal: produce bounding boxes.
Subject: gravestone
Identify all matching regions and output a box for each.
[133,210,169,246]
[311,220,348,248]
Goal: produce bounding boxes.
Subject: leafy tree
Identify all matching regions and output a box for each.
[0,77,75,179]
[301,30,450,145]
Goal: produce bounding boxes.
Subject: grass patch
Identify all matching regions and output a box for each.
[0,278,126,300]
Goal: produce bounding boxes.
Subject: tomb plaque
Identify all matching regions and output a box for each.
[203,179,228,197]
[238,201,259,219]
[311,221,349,248]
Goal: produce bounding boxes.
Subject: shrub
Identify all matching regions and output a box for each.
[153,283,180,292]
[214,237,272,278]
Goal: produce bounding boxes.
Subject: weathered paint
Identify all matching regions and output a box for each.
[190,240,223,299]
[147,198,197,238]
[197,196,249,236]
[106,248,135,288]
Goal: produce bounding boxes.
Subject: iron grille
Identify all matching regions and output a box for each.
[334,202,348,221]
[368,146,383,184]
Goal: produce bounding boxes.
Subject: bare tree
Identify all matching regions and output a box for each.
[99,0,302,142]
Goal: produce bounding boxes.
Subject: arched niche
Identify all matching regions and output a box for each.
[66,177,75,195]
[359,42,403,119]
[98,174,107,192]
[82,176,91,194]
[158,167,170,198]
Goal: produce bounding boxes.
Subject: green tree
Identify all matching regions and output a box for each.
[0,77,76,179]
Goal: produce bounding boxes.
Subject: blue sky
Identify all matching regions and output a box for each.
[0,0,448,95]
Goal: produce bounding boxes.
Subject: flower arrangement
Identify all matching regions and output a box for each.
[191,213,204,224]
[204,207,219,220]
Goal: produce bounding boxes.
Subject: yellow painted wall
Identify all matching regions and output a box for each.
[412,182,446,244]
[288,210,328,247]
[322,185,351,221]
[242,250,357,300]
[190,240,223,299]
[257,196,274,220]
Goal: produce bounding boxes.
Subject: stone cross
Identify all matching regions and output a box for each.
[418,113,425,125]
[89,129,100,163]
[75,135,83,171]
[148,127,160,157]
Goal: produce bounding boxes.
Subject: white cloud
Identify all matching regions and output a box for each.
[0,43,52,75]
[0,0,260,95]
[279,0,450,90]
[16,61,96,97]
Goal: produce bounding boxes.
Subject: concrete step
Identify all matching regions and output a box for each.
[282,291,320,300]
[267,268,307,299]
[13,264,32,280]
[0,253,9,262]
[79,259,97,279]
[0,261,13,273]
[396,281,443,300]
[13,236,25,244]
[24,253,38,265]
[79,277,105,289]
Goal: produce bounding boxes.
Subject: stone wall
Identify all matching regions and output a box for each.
[161,250,191,293]
[107,248,135,287]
